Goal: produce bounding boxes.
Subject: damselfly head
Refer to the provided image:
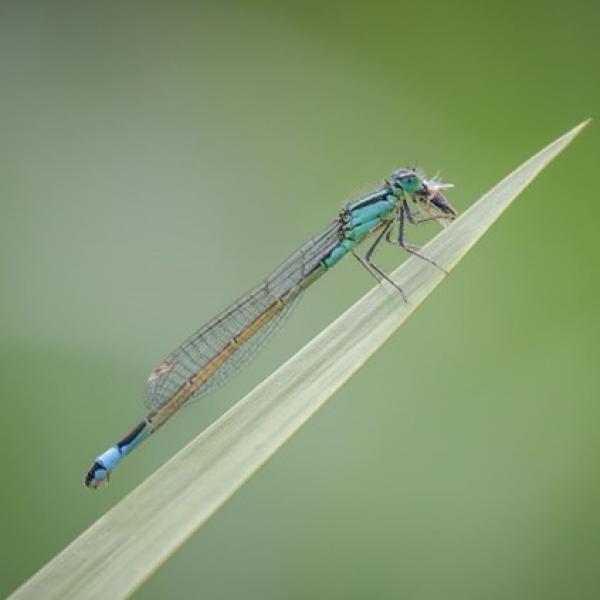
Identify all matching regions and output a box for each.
[390,168,457,219]
[389,168,424,194]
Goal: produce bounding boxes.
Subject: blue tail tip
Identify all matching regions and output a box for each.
[84,461,110,490]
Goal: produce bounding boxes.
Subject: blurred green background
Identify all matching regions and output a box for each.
[1,1,599,598]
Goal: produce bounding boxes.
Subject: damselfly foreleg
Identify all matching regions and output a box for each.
[390,203,449,275]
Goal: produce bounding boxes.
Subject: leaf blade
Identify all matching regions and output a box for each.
[10,120,589,600]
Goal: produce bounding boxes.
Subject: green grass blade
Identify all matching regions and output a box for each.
[10,120,589,600]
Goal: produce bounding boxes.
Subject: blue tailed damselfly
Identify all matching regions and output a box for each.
[84,168,455,488]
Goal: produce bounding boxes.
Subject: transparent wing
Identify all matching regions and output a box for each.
[144,220,341,411]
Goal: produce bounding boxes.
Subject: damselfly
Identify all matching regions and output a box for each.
[84,168,456,488]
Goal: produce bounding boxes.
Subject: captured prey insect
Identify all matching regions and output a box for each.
[84,168,456,489]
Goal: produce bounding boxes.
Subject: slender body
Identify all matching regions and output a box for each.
[84,169,456,488]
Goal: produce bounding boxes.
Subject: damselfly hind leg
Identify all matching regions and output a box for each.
[352,221,408,302]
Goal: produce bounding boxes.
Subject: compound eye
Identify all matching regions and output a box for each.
[400,174,421,193]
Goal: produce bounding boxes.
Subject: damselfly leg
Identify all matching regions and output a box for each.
[352,221,408,302]
[387,202,449,275]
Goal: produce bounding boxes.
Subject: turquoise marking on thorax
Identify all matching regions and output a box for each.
[349,188,388,209]
[323,198,394,269]
[346,217,383,240]
[347,198,394,227]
